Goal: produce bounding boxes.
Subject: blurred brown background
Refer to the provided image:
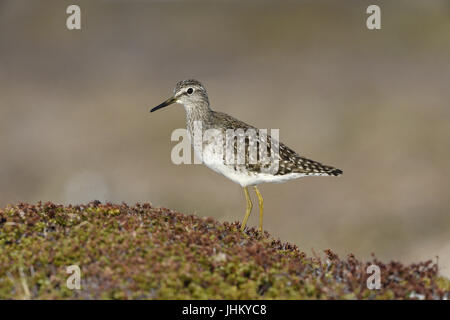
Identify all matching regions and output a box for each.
[1,1,449,276]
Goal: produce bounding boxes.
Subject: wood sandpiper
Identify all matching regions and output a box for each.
[150,79,342,232]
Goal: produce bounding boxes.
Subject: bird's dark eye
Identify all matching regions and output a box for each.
[187,88,193,95]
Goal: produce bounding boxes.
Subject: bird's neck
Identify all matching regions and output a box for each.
[184,102,212,134]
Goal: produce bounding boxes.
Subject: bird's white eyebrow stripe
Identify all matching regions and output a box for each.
[174,91,188,98]
[175,86,199,97]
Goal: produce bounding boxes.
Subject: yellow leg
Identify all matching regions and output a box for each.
[240,187,253,231]
[254,186,264,232]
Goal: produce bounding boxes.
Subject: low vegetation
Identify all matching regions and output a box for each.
[0,201,448,299]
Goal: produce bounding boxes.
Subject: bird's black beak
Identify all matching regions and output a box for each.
[150,96,177,113]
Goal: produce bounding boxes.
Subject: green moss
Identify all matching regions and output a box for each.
[0,201,448,299]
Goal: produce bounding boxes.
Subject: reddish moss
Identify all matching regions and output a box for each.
[0,201,448,299]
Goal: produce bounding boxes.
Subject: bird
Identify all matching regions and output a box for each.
[150,79,342,232]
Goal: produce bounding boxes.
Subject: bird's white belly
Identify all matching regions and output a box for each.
[197,141,310,187]
[189,130,330,187]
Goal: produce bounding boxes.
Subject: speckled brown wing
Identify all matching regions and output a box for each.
[209,111,263,172]
[276,142,342,176]
[210,111,343,176]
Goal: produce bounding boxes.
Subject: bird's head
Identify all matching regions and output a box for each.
[150,79,209,113]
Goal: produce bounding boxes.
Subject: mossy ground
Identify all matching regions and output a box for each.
[0,201,448,299]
